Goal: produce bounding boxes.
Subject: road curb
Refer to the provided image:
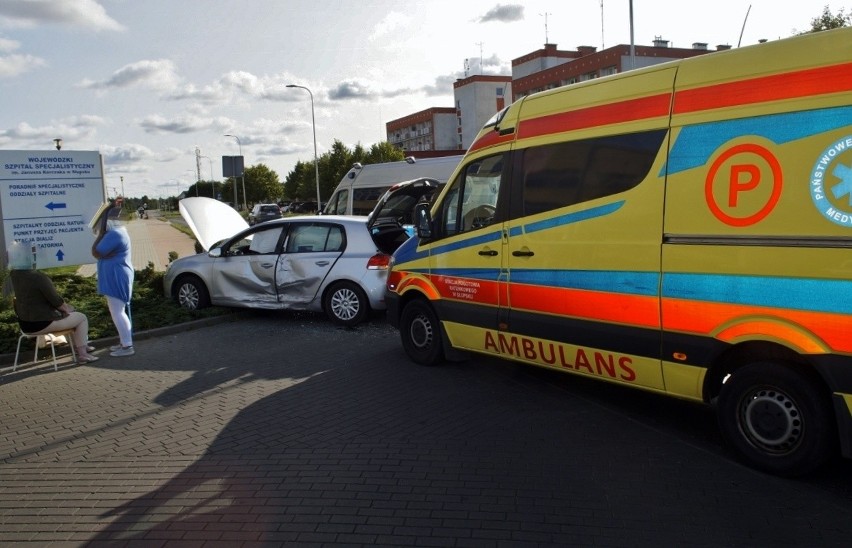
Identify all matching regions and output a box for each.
[0,310,245,366]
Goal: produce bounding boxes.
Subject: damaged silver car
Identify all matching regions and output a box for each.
[163,197,412,326]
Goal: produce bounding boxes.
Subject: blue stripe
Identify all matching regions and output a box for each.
[663,273,852,315]
[510,201,625,236]
[510,269,660,296]
[663,106,852,176]
[394,202,624,262]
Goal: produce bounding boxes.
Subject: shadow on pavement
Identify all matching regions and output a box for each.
[83,311,852,545]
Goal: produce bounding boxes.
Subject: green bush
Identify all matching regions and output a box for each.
[1,261,230,354]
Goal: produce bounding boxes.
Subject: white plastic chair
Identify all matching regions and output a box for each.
[13,329,77,372]
[11,296,78,372]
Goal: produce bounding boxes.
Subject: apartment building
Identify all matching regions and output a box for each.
[512,39,725,100]
[387,38,721,153]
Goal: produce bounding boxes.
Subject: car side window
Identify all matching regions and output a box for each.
[520,129,666,216]
[248,226,284,254]
[440,154,504,237]
[285,223,345,253]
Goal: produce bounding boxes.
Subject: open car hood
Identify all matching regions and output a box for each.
[367,177,441,231]
[179,197,249,251]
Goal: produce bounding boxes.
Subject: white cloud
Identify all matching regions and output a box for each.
[477,4,525,23]
[0,36,45,78]
[138,114,235,135]
[0,0,124,31]
[79,59,180,91]
[0,114,106,143]
[369,12,411,42]
[0,52,44,77]
[0,36,19,52]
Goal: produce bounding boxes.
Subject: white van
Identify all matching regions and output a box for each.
[323,155,463,216]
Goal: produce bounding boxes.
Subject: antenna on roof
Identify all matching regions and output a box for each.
[600,1,605,49]
[540,12,551,43]
[738,4,752,47]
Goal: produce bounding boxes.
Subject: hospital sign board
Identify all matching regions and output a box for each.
[0,150,106,269]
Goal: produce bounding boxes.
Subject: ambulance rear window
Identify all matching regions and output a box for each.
[520,129,666,216]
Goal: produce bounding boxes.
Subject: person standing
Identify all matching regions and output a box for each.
[7,240,99,363]
[91,198,135,357]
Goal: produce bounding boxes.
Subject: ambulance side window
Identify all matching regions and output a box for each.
[520,129,666,216]
[326,189,348,215]
[440,154,504,237]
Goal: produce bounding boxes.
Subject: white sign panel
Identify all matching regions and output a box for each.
[0,150,106,268]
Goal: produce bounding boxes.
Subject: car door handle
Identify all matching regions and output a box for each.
[478,249,498,256]
[512,249,535,257]
[260,262,275,268]
[315,260,330,267]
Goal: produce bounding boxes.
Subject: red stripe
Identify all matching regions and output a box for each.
[517,93,672,140]
[468,130,514,154]
[510,284,660,328]
[674,62,852,114]
[663,298,852,354]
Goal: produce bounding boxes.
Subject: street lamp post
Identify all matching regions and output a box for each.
[201,156,215,198]
[286,84,321,211]
[224,134,247,211]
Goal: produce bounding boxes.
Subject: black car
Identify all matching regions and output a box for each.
[248,204,283,225]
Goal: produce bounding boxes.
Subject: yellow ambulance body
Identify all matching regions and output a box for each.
[385,28,852,476]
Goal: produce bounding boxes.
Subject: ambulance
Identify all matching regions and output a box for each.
[385,28,852,476]
[323,155,463,216]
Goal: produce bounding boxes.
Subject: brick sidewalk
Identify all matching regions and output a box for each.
[77,212,198,276]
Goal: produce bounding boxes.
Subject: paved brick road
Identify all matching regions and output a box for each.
[1,310,851,547]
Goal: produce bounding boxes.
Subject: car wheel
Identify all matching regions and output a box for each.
[174,275,210,310]
[325,281,368,326]
[717,361,836,477]
[399,299,444,366]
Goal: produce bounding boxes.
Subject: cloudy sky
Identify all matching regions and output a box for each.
[0,0,836,199]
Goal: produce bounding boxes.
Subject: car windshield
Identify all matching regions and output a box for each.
[260,206,278,213]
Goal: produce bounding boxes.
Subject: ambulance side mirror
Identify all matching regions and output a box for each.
[414,203,433,239]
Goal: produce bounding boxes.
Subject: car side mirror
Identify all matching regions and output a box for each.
[208,247,222,258]
[414,203,433,240]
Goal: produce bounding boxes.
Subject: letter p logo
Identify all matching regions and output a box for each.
[706,143,782,227]
[729,164,760,207]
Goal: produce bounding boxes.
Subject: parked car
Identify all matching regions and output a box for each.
[164,197,411,326]
[248,203,283,225]
[290,201,320,214]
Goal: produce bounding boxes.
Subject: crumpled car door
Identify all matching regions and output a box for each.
[210,225,285,308]
[275,222,345,306]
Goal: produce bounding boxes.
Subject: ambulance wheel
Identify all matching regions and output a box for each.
[400,300,444,366]
[716,361,835,477]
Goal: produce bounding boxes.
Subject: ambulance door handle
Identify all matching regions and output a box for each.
[478,249,498,257]
[512,249,535,257]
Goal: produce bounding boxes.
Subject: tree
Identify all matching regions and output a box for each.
[243,164,282,204]
[282,140,406,203]
[366,141,406,164]
[282,160,304,199]
[807,5,850,32]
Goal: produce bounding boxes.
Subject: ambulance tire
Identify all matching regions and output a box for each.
[400,300,444,366]
[717,361,836,477]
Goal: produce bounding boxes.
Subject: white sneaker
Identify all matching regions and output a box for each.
[110,345,135,357]
[109,344,123,352]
